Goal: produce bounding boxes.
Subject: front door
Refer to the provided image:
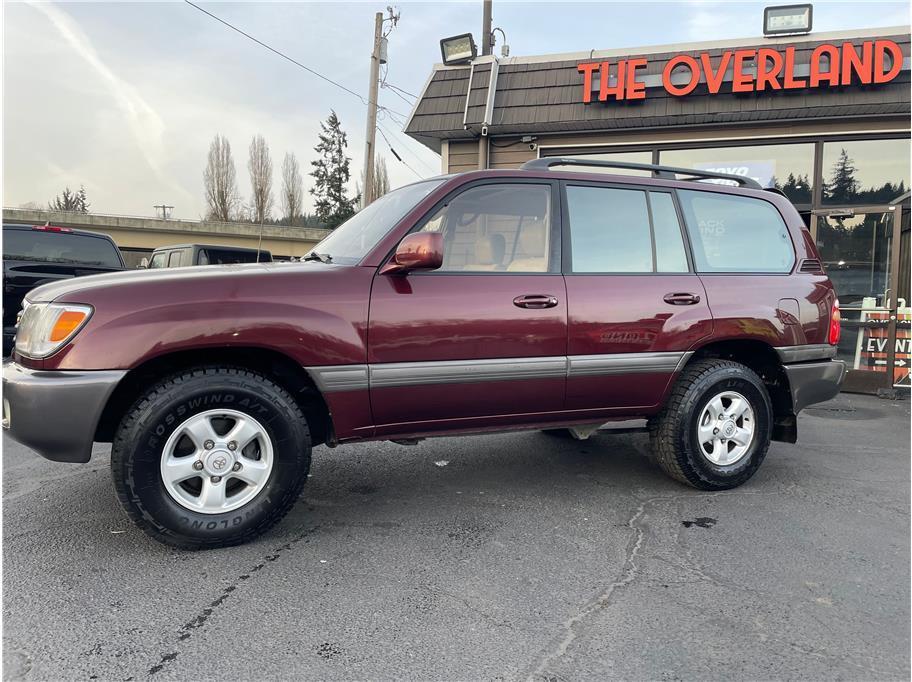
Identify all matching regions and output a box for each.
[813,206,904,392]
[368,180,567,434]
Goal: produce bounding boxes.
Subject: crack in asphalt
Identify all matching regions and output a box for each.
[524,488,784,681]
[144,525,319,678]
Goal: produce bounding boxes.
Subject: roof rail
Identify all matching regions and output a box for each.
[520,157,764,190]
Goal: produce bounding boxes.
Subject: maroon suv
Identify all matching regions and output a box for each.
[3,159,845,548]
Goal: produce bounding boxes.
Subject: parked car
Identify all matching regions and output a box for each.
[145,243,272,268]
[2,223,124,356]
[3,159,845,549]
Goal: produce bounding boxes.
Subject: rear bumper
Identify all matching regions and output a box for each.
[2,362,125,463]
[783,359,847,413]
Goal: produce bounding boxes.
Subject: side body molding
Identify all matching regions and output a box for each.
[307,350,693,393]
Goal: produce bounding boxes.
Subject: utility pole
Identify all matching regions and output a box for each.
[482,0,493,56]
[153,204,174,220]
[362,11,383,209]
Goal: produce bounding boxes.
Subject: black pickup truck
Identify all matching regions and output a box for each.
[2,223,125,355]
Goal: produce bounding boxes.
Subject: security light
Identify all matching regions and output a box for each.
[763,4,813,36]
[440,33,477,65]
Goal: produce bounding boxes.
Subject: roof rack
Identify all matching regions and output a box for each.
[520,157,763,190]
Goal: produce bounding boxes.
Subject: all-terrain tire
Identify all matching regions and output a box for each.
[648,359,772,490]
[111,366,311,549]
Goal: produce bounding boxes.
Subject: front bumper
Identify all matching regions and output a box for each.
[2,362,125,462]
[783,359,847,413]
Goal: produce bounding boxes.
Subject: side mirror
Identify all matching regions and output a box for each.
[380,232,444,275]
[137,257,149,269]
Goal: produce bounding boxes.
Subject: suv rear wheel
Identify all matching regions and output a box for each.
[111,367,311,549]
[648,359,772,490]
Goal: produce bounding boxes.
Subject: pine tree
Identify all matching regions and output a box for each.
[310,111,357,228]
[76,185,90,213]
[49,185,89,213]
[827,148,859,203]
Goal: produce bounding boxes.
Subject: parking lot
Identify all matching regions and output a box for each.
[2,391,909,681]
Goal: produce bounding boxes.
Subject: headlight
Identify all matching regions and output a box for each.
[15,302,93,358]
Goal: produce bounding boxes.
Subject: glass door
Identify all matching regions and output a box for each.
[813,206,903,392]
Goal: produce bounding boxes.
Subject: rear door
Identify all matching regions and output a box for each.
[561,181,713,413]
[367,180,568,433]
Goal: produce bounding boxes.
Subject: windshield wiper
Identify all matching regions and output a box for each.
[302,251,332,263]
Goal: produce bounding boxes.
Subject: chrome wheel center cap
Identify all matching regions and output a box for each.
[203,449,233,477]
[721,420,737,438]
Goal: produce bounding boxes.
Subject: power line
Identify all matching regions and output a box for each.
[376,126,422,179]
[384,82,418,100]
[183,0,408,120]
[382,85,415,108]
[378,121,438,174]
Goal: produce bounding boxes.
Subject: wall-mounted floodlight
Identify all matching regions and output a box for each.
[763,4,813,36]
[440,33,477,65]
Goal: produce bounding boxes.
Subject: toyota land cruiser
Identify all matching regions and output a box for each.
[2,159,845,548]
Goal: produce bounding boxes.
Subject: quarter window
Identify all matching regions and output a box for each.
[565,186,688,273]
[418,184,552,272]
[677,190,795,273]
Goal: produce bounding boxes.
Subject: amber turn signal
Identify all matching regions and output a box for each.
[49,310,89,342]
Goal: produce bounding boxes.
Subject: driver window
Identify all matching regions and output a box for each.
[419,184,552,272]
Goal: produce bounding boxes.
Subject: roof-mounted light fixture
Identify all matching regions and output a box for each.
[763,4,813,36]
[440,33,477,65]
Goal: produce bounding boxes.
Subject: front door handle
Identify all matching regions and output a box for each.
[663,292,701,305]
[513,294,559,309]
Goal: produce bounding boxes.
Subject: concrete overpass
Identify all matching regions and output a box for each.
[2,208,332,266]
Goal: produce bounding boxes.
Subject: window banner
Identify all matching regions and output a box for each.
[853,304,911,387]
[693,161,776,188]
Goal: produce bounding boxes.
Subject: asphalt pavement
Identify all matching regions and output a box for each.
[2,391,909,681]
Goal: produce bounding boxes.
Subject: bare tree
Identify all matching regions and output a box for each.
[247,134,274,224]
[203,134,239,222]
[372,156,390,199]
[281,152,304,226]
[356,156,390,208]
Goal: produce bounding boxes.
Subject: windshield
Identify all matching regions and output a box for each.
[308,179,444,265]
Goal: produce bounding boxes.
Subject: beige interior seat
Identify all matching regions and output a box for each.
[463,233,506,271]
[506,220,549,272]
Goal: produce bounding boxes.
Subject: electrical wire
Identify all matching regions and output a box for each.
[184,0,408,120]
[376,126,422,178]
[377,121,438,175]
[382,85,416,108]
[384,82,418,100]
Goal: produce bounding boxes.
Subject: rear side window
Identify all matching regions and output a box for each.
[677,190,795,273]
[202,249,260,264]
[2,229,122,267]
[565,186,688,273]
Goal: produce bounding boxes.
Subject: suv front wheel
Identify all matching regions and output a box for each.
[111,367,312,549]
[649,359,772,490]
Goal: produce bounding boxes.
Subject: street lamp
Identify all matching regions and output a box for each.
[440,33,477,65]
[763,4,813,36]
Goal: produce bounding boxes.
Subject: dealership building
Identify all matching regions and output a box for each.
[405,21,911,393]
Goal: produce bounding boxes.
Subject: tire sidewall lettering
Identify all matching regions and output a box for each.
[120,377,309,543]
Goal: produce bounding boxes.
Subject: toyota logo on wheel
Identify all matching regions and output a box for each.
[211,456,228,471]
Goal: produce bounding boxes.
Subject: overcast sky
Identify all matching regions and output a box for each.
[3,0,909,219]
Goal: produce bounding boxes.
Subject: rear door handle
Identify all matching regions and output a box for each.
[513,294,559,309]
[663,292,701,305]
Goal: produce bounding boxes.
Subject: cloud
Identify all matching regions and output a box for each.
[27,1,192,203]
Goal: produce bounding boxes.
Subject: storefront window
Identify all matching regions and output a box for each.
[821,139,910,205]
[660,143,814,205]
